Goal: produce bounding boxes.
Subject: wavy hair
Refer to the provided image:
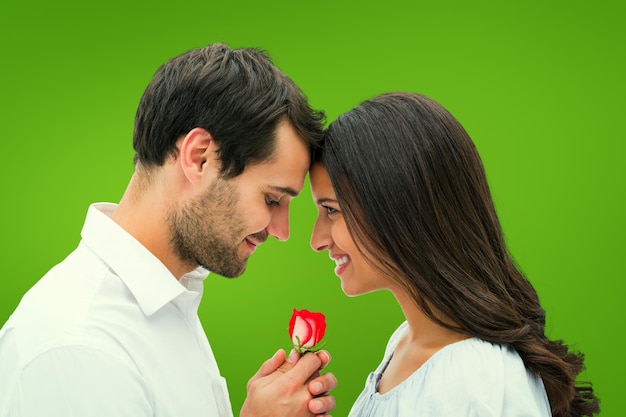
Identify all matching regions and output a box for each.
[321,92,599,417]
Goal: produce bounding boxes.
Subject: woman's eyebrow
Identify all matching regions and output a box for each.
[316,197,338,205]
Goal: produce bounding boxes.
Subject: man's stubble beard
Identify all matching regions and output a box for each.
[167,177,247,278]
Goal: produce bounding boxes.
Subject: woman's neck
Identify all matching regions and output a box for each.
[376,287,469,394]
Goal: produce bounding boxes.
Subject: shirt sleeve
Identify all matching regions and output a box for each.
[6,345,153,417]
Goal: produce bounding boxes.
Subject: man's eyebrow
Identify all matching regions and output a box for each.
[269,185,299,197]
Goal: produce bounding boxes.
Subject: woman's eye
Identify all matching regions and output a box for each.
[322,205,338,216]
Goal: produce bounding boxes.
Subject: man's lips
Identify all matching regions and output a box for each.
[244,233,267,252]
[245,238,259,250]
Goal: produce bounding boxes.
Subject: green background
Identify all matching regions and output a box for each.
[0,1,623,416]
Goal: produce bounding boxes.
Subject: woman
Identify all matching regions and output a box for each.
[309,92,599,416]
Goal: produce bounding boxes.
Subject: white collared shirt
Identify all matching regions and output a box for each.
[0,203,233,417]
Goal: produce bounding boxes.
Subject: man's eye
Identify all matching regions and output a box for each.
[266,196,280,207]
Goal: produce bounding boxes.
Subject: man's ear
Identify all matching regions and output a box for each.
[178,127,220,185]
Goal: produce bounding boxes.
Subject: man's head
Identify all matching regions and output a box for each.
[133,43,325,177]
[129,44,325,278]
[168,120,312,278]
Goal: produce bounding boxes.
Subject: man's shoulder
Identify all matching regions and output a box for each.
[1,245,123,363]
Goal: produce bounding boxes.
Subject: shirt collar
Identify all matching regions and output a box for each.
[80,203,210,316]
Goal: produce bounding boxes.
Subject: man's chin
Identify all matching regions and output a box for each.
[224,266,246,279]
[200,261,247,279]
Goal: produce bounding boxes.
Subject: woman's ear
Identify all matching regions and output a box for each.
[178,127,220,185]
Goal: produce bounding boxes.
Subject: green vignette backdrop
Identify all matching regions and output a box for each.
[0,1,623,416]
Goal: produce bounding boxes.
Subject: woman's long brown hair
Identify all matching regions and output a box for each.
[321,92,599,417]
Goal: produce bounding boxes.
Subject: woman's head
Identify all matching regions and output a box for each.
[313,92,599,417]
[310,162,392,297]
[316,92,542,334]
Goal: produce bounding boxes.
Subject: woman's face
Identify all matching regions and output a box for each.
[309,163,389,296]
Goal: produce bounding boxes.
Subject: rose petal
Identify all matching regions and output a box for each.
[289,309,326,348]
[313,315,326,344]
[302,318,318,347]
[292,316,313,347]
[288,309,298,338]
[300,310,326,347]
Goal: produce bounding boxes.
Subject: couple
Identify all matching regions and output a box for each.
[0,44,599,417]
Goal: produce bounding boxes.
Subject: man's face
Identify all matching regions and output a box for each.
[168,121,311,277]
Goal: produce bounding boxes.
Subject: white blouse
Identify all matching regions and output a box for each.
[348,321,552,417]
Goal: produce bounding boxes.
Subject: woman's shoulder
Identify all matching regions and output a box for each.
[361,325,550,415]
[436,337,520,364]
[426,337,529,384]
[412,338,550,415]
[383,323,519,365]
[383,323,531,381]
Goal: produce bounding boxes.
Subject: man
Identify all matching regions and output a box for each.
[0,43,336,417]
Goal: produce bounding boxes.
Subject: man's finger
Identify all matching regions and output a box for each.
[275,349,301,374]
[247,349,285,390]
[283,352,323,385]
[309,393,337,415]
[309,372,337,396]
[317,350,331,370]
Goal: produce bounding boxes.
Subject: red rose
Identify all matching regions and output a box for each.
[289,309,326,354]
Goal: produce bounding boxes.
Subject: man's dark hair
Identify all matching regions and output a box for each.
[133,43,325,178]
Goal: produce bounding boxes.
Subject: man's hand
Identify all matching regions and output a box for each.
[240,349,337,417]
